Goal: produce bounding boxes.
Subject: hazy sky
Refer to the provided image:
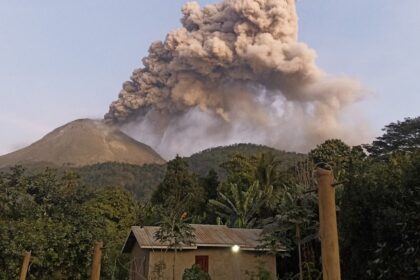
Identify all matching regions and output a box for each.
[1,0,419,155]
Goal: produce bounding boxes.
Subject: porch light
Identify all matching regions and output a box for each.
[232,245,240,253]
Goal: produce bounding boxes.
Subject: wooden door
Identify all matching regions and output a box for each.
[195,255,209,273]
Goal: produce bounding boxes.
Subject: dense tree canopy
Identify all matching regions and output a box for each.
[340,150,420,279]
[364,116,419,157]
[0,167,137,279]
[151,156,206,218]
[309,139,351,180]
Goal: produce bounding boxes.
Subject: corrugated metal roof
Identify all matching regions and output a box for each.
[122,224,273,253]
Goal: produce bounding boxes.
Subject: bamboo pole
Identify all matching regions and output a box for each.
[90,241,103,280]
[316,167,341,280]
[19,251,31,280]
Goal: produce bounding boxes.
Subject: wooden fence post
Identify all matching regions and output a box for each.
[19,250,31,280]
[316,167,341,280]
[90,241,103,280]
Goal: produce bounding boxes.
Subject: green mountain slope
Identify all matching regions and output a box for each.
[74,162,166,200]
[185,143,305,177]
[1,143,304,200]
[71,144,305,200]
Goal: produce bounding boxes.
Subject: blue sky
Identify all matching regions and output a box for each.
[0,0,419,155]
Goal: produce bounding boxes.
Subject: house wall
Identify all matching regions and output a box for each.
[129,243,149,280]
[146,248,276,280]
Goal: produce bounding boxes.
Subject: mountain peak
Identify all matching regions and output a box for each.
[0,119,165,168]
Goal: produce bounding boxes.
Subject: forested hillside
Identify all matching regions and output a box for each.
[185,143,305,177]
[72,144,304,200]
[74,163,166,200]
[0,143,302,200]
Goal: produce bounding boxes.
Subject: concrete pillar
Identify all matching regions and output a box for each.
[316,168,341,280]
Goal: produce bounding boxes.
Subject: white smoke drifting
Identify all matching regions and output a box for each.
[105,0,370,159]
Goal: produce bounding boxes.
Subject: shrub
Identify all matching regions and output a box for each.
[182,264,211,280]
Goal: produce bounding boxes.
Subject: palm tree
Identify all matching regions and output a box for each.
[254,152,283,211]
[154,209,195,280]
[255,152,282,191]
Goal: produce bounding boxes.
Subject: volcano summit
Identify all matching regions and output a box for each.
[0,119,165,168]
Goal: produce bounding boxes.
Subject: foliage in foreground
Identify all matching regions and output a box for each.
[182,264,211,280]
[340,150,420,279]
[0,168,137,279]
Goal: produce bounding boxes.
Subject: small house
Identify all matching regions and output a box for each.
[122,224,278,280]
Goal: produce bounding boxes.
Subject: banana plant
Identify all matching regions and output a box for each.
[209,181,272,228]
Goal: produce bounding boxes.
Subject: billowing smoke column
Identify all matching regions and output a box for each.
[105,0,368,159]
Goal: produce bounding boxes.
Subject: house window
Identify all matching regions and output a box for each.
[195,255,209,272]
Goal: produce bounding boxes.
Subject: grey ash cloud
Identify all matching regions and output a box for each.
[106,0,370,159]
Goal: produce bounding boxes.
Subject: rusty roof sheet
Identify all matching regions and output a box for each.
[122,224,272,253]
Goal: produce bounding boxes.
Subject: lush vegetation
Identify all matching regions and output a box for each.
[141,117,420,279]
[74,162,166,200]
[0,117,418,279]
[0,144,302,202]
[182,264,211,280]
[0,168,138,279]
[321,118,419,280]
[185,143,305,177]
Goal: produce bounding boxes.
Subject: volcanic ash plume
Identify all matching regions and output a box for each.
[105,0,369,159]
